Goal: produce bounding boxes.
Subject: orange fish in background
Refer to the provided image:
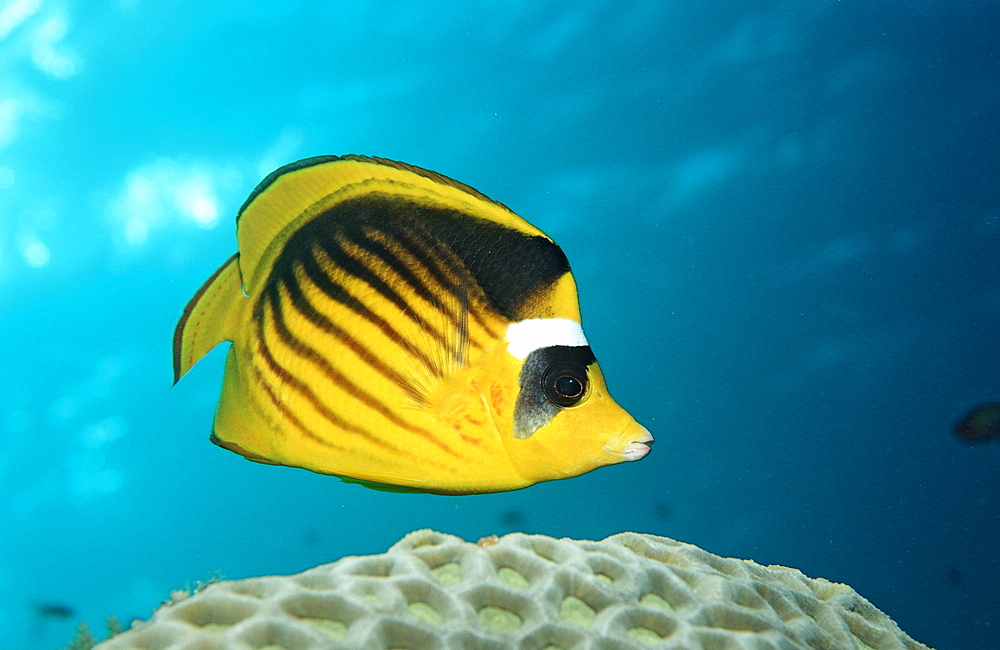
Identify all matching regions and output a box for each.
[953,402,1000,443]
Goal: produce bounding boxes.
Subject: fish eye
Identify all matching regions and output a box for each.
[543,363,588,407]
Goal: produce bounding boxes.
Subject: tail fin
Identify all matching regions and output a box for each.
[172,254,247,383]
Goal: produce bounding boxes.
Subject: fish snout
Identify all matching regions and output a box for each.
[607,424,653,462]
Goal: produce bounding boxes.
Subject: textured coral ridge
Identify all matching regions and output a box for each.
[97,529,930,650]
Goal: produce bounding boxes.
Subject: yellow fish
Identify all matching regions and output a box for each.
[173,155,652,494]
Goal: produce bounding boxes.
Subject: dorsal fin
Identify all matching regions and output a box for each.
[233,156,545,300]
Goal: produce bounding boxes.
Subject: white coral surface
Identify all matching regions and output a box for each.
[96,529,931,650]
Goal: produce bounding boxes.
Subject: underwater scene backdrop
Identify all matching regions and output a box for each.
[1,1,997,648]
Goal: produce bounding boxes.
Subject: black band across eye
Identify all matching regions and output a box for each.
[513,345,597,438]
[543,362,589,407]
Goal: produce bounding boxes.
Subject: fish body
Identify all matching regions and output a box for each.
[173,155,651,494]
[32,602,74,619]
[954,402,1000,443]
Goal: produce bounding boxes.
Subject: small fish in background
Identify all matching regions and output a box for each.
[174,155,652,495]
[498,508,526,529]
[653,500,673,522]
[953,402,1000,444]
[32,602,75,619]
[301,528,323,549]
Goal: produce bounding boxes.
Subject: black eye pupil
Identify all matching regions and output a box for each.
[555,375,583,398]
[540,361,589,408]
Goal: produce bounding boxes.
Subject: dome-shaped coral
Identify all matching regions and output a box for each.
[96,529,930,650]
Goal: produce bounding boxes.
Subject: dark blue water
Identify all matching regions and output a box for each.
[1,2,997,648]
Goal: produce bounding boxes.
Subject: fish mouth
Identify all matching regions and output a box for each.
[608,425,653,462]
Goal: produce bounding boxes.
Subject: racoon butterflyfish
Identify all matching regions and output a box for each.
[173,155,652,494]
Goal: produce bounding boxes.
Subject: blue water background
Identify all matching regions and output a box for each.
[1,2,997,648]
